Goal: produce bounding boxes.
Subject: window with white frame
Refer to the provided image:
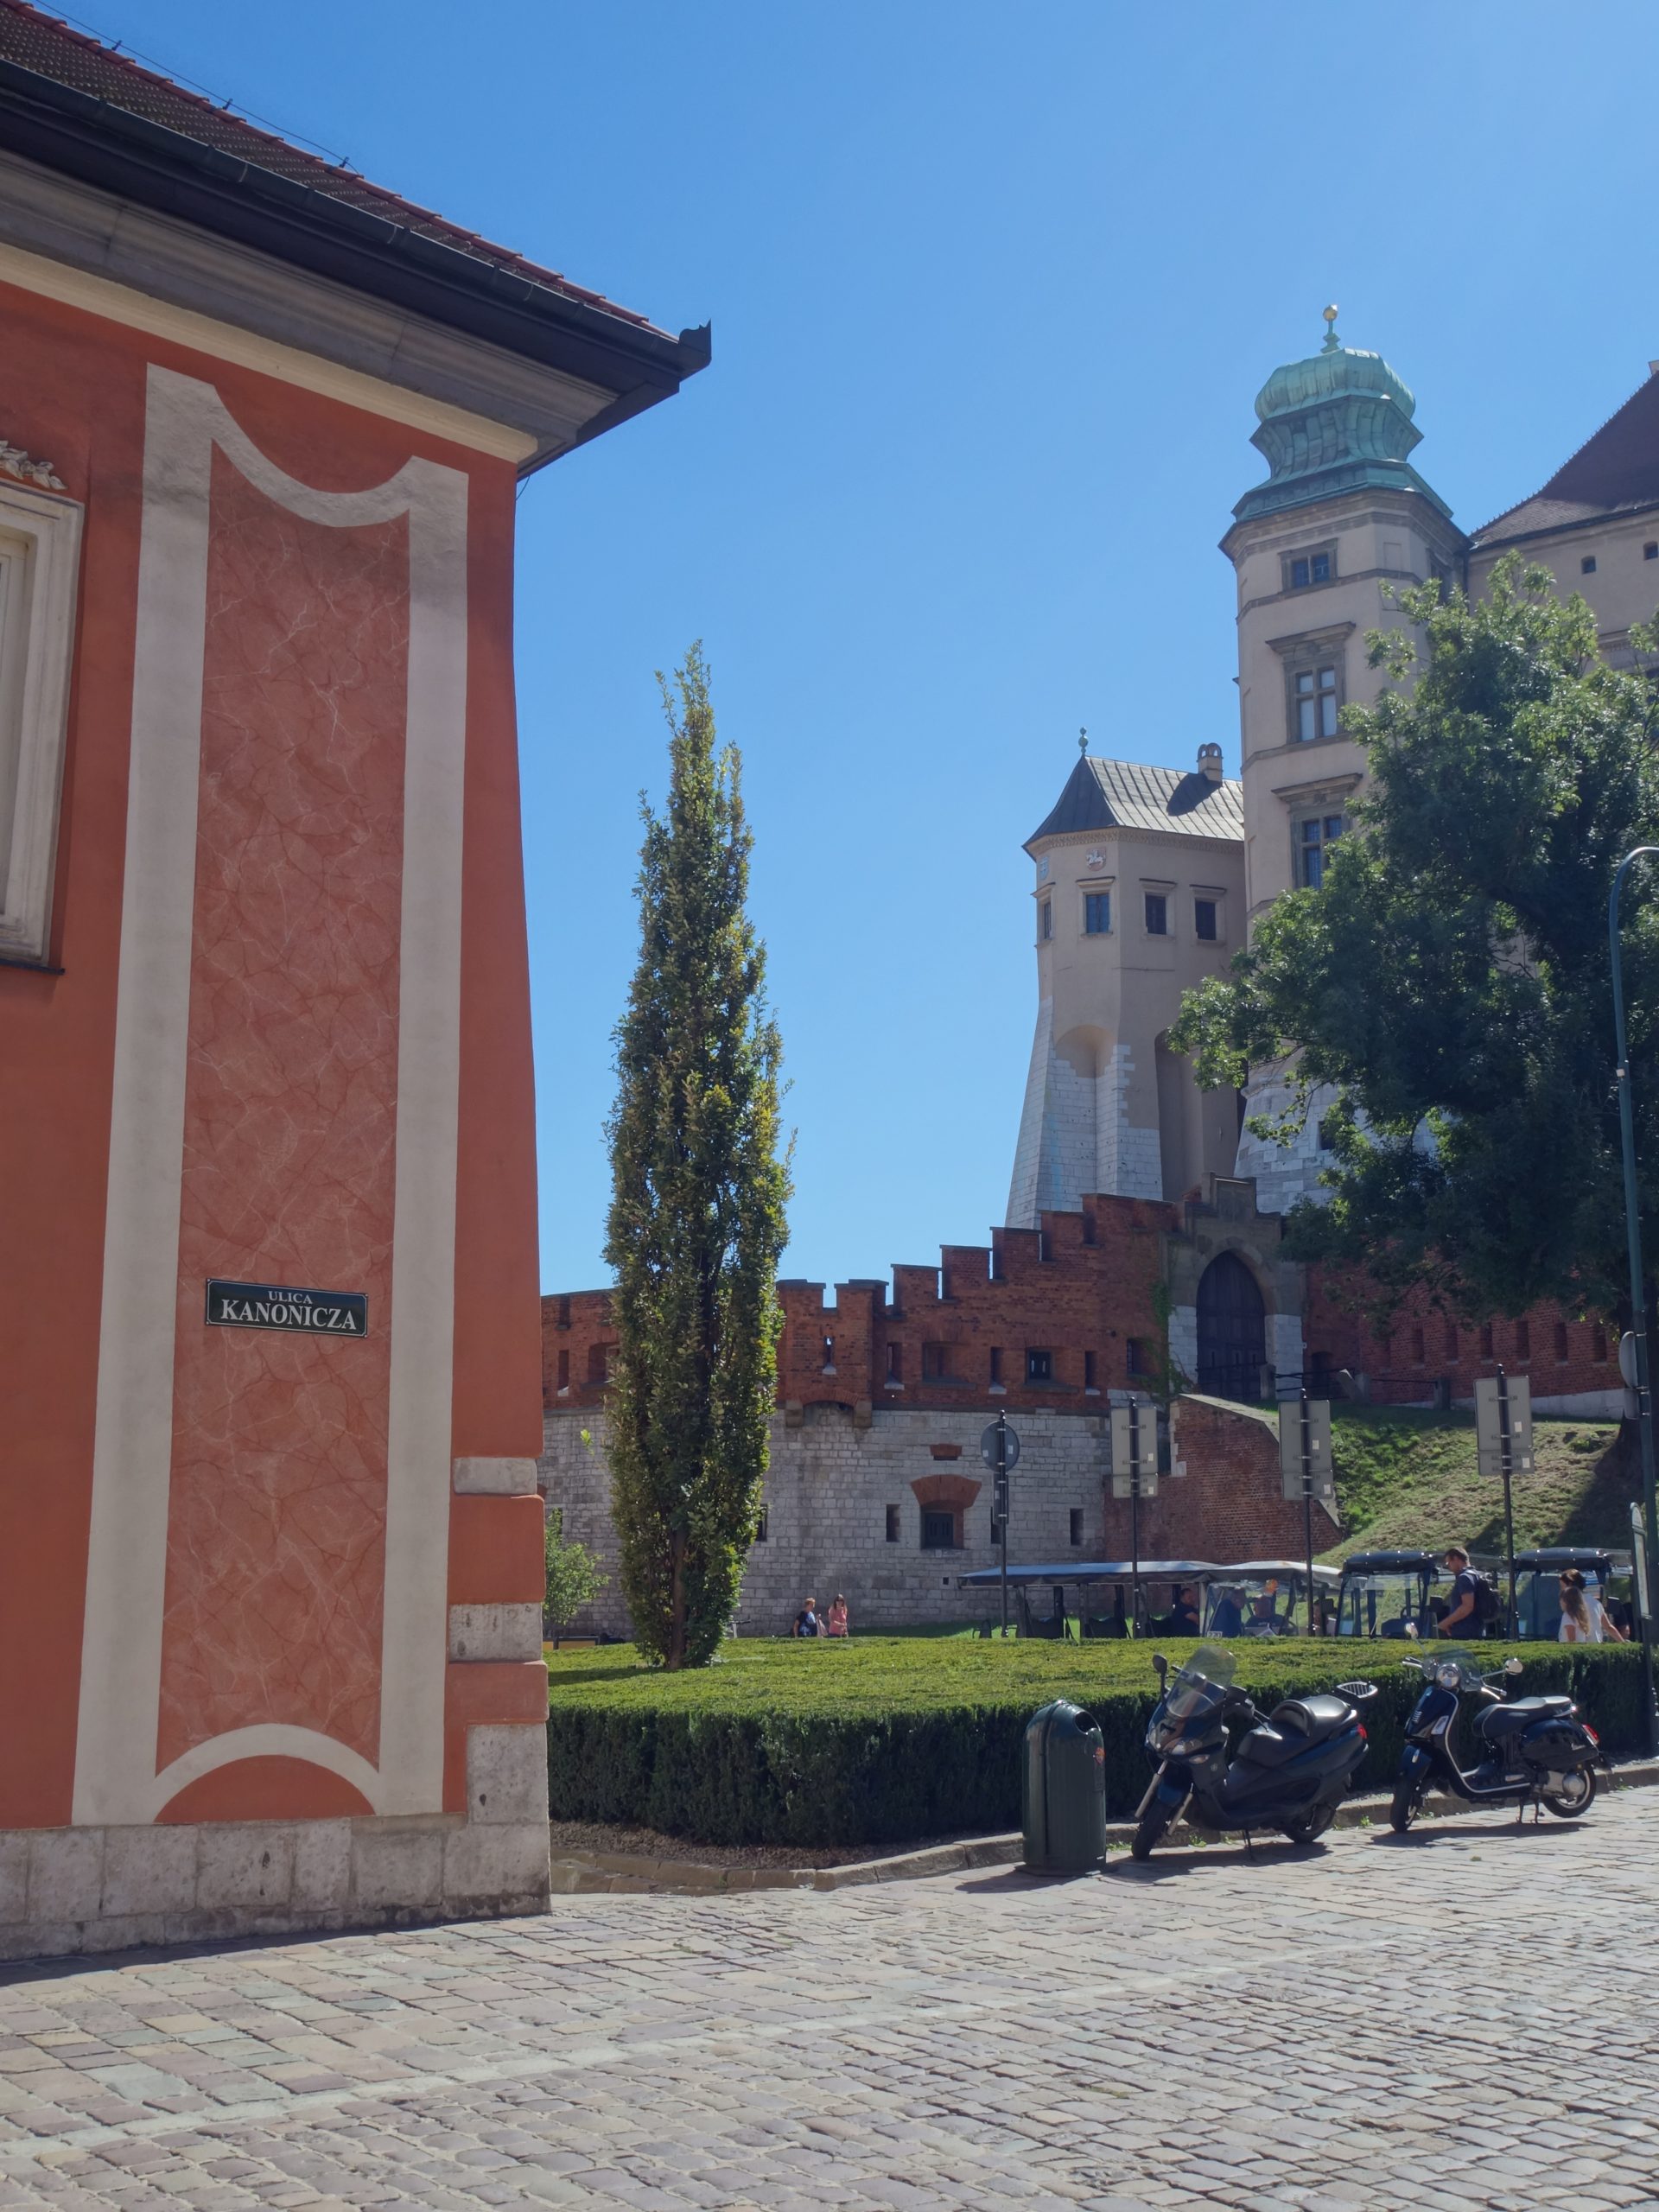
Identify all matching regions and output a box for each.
[0,466,82,967]
[1292,663,1340,742]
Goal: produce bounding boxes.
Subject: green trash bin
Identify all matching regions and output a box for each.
[1022,1698,1106,1872]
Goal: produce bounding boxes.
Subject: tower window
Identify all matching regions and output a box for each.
[1288,550,1332,589]
[1026,1347,1053,1383]
[1194,898,1218,942]
[755,1510,768,1542]
[1645,543,1657,561]
[1144,891,1168,936]
[1296,812,1345,888]
[1084,891,1111,934]
[1294,664,1340,741]
[886,1504,900,1543]
[886,1342,903,1384]
[1039,899,1053,941]
[989,1345,1003,1385]
[1069,1509,1084,1548]
[1580,555,1598,575]
[1084,1349,1097,1389]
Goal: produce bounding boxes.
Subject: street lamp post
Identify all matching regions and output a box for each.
[1608,846,1659,1758]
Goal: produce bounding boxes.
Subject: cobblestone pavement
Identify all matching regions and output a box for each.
[0,1793,1655,2210]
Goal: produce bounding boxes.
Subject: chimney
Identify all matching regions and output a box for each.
[1649,361,1659,378]
[1198,742,1224,784]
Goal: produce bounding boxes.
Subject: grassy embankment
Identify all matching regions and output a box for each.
[1325,1406,1637,1560]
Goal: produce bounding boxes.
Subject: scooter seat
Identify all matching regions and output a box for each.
[1479,1696,1575,1738]
[1236,1695,1353,1766]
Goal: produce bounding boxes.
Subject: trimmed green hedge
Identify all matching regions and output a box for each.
[545,1638,1655,1848]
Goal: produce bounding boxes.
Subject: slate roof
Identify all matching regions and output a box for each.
[1026,756,1243,851]
[0,0,668,337]
[1473,371,1659,545]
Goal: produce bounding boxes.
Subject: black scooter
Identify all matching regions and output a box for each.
[1131,1643,1375,1860]
[1389,1648,1609,1833]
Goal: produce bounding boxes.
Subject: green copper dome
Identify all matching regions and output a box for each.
[1234,311,1449,524]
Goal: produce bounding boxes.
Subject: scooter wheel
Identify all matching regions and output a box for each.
[1131,1804,1173,1861]
[1541,1766,1596,1819]
[1389,1777,1422,1834]
[1282,1806,1334,1847]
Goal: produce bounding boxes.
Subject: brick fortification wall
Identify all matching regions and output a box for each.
[543,1192,1175,1422]
[1103,1395,1336,1562]
[1304,1268,1621,1416]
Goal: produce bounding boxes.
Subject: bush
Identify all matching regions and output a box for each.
[546,1637,1654,1848]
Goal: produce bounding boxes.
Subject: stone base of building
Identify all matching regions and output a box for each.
[0,1724,552,1964]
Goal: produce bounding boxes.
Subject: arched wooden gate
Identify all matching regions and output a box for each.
[1196,1250,1267,1402]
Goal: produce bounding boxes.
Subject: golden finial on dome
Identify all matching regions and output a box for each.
[1322,303,1340,352]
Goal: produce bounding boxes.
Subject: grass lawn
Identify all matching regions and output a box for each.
[545,1633,1405,1714]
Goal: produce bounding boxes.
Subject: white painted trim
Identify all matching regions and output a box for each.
[144,1726,383,1822]
[74,368,210,1826]
[0,474,81,963]
[0,238,537,465]
[76,365,467,1825]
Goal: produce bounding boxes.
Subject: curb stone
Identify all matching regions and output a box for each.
[544,1758,1659,1895]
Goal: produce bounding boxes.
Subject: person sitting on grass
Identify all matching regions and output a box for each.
[792,1596,821,1638]
[824,1594,849,1638]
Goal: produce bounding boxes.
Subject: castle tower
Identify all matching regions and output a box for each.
[1006,741,1245,1226]
[1223,309,1465,1208]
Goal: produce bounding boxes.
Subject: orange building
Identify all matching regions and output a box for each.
[0,3,706,1956]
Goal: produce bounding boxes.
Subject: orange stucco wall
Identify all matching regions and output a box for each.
[0,274,543,1829]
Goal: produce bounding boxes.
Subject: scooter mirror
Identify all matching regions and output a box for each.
[1504,1656,1523,1676]
[1152,1652,1168,1681]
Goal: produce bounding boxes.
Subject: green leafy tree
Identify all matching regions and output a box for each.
[603,645,790,1669]
[543,1507,607,1649]
[1172,555,1659,1319]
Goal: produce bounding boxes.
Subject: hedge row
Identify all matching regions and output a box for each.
[544,1641,1655,1849]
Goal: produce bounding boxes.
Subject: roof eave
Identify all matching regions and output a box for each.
[0,59,710,462]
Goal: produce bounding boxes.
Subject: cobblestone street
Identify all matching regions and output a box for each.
[0,1793,1653,2210]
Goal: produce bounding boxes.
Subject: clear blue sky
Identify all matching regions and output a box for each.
[71,3,1659,1293]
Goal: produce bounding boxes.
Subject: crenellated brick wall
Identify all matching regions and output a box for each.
[1304,1267,1621,1413]
[542,1194,1178,1426]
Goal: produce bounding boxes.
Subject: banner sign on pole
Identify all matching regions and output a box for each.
[1279,1398,1334,1503]
[1109,1402,1158,1499]
[1474,1372,1534,1478]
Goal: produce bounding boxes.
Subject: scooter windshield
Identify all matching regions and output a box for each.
[1161,1643,1236,1731]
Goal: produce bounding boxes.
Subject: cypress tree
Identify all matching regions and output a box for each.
[603,645,790,1669]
